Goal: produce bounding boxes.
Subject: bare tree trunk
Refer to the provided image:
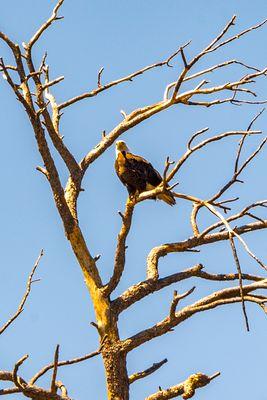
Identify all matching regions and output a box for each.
[68,225,129,398]
[102,343,129,400]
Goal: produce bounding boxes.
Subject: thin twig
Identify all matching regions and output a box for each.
[0,250,44,335]
[30,343,104,385]
[58,42,190,110]
[129,359,168,384]
[170,287,196,320]
[13,355,28,389]
[97,67,104,87]
[51,345,60,394]
[235,108,265,173]
[27,0,65,50]
[229,234,250,331]
[103,199,135,297]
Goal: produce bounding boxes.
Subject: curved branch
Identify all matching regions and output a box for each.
[122,280,267,352]
[27,0,65,51]
[113,263,263,315]
[0,250,43,335]
[200,200,267,237]
[13,355,28,389]
[146,220,267,277]
[166,129,262,183]
[113,264,203,314]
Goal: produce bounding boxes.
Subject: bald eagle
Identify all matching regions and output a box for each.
[115,141,176,206]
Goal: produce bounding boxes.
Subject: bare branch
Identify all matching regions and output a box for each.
[0,31,31,101]
[0,31,17,52]
[97,67,104,87]
[27,0,65,50]
[195,268,263,283]
[231,99,267,105]
[187,127,209,149]
[229,235,249,330]
[164,58,262,100]
[171,15,236,99]
[41,65,81,183]
[201,202,258,330]
[167,129,262,183]
[191,203,201,236]
[77,62,266,176]
[42,75,64,90]
[113,262,263,315]
[125,220,267,308]
[58,43,190,110]
[0,250,43,335]
[189,96,233,106]
[13,355,28,389]
[201,202,267,275]
[113,264,203,314]
[0,386,21,395]
[120,109,127,119]
[0,371,27,395]
[145,372,220,400]
[30,344,102,385]
[0,64,17,71]
[170,287,196,320]
[206,18,267,54]
[200,200,267,237]
[56,381,69,398]
[129,358,168,384]
[0,57,34,115]
[103,199,135,297]
[210,137,267,203]
[51,345,60,394]
[121,280,267,352]
[1,54,76,235]
[185,60,261,82]
[0,372,71,399]
[235,108,265,173]
[36,165,49,178]
[175,68,267,104]
[162,157,175,186]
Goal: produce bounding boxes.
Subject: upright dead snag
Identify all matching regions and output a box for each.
[1,3,267,399]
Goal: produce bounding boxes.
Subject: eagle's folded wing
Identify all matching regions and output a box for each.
[125,153,162,187]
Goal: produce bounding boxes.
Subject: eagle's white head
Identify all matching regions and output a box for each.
[115,141,129,157]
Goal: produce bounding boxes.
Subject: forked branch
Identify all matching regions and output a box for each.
[27,0,65,51]
[58,41,191,110]
[121,279,267,352]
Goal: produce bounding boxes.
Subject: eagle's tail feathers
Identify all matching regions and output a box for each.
[158,191,176,206]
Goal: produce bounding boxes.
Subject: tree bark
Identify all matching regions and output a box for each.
[102,342,129,400]
[68,225,129,399]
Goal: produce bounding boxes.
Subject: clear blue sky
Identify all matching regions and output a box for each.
[0,1,267,399]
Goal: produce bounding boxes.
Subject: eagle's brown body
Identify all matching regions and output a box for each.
[115,141,176,206]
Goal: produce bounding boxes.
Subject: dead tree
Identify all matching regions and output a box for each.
[0,2,267,399]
